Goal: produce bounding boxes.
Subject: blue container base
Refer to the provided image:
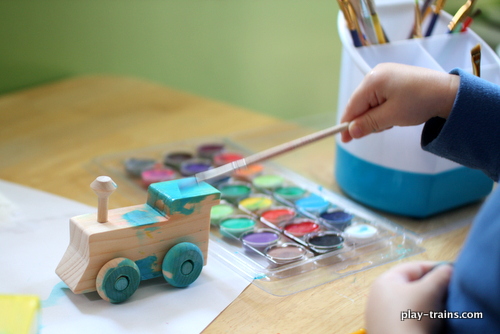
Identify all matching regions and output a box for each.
[335,144,494,218]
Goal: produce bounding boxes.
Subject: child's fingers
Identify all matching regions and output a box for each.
[384,261,442,282]
[340,75,381,124]
[340,129,353,143]
[347,104,394,139]
[420,263,453,289]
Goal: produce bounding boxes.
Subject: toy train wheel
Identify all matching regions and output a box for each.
[96,257,141,303]
[162,242,203,288]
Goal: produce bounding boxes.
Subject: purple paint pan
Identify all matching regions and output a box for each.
[180,158,212,176]
[197,143,225,159]
[240,229,280,251]
[163,151,194,169]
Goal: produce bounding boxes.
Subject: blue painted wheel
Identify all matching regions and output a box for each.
[162,242,203,288]
[96,257,141,303]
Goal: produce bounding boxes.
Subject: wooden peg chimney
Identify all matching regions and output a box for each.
[90,176,117,223]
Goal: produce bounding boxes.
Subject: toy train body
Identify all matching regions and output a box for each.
[56,178,220,303]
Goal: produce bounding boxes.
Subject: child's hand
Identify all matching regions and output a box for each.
[366,261,453,334]
[340,63,459,143]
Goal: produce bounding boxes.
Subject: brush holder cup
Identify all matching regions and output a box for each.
[336,0,499,218]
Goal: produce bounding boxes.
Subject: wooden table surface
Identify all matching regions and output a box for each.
[0,76,471,333]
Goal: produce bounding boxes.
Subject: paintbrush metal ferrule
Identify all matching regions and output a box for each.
[364,0,377,15]
[448,0,475,32]
[424,0,446,37]
[434,0,447,13]
[413,0,422,38]
[195,159,247,184]
[195,122,350,183]
[420,0,433,16]
[338,0,361,47]
[425,13,439,37]
[338,0,354,29]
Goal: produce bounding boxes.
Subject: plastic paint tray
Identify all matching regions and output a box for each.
[90,137,423,296]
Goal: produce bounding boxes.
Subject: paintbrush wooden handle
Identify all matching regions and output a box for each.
[244,122,349,165]
[195,122,349,183]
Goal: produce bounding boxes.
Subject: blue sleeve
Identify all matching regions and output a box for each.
[421,68,500,181]
[444,188,500,333]
[420,68,500,332]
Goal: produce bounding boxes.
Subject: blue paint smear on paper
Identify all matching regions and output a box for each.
[123,209,160,227]
[136,255,160,280]
[42,281,69,308]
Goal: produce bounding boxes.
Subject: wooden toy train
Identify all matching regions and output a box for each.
[56,176,220,303]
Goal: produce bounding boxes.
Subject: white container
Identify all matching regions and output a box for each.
[336,0,497,217]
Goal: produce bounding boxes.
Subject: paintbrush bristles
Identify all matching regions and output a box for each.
[195,122,350,183]
[471,43,481,77]
[195,161,245,184]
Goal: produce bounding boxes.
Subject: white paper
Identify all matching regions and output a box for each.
[0,180,250,334]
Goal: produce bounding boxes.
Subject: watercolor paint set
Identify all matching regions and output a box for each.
[91,137,423,296]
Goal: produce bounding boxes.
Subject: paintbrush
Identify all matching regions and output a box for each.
[359,0,379,44]
[413,0,423,38]
[424,0,447,37]
[409,0,432,38]
[461,8,481,32]
[338,0,363,47]
[471,43,481,77]
[195,122,350,184]
[448,0,477,33]
[365,0,387,43]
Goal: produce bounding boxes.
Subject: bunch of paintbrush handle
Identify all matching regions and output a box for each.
[339,0,481,47]
[337,0,387,47]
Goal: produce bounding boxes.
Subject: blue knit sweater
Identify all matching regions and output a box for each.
[422,68,500,332]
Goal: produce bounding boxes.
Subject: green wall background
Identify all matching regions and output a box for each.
[2,1,497,119]
[0,1,342,119]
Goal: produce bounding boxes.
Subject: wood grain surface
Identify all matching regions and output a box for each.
[0,76,471,333]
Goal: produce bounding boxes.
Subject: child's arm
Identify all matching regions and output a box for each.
[366,262,453,334]
[421,67,500,181]
[340,63,459,143]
